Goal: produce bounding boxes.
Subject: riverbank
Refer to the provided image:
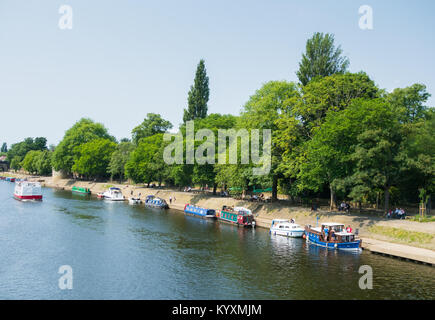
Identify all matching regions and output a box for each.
[4,172,435,265]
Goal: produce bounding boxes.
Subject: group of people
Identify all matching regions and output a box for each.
[323,225,353,241]
[250,193,266,202]
[169,196,176,204]
[183,186,192,192]
[386,208,406,219]
[338,201,351,213]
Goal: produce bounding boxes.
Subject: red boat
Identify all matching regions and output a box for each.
[14,181,43,201]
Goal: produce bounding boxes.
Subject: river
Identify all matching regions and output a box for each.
[0,181,434,299]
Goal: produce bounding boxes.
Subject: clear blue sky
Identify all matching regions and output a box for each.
[1,0,434,147]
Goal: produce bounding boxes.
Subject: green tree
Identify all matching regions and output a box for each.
[125,134,164,185]
[107,141,135,181]
[296,32,349,86]
[21,150,52,175]
[10,156,22,172]
[21,150,40,174]
[72,138,116,179]
[295,72,379,134]
[52,118,115,175]
[183,59,209,122]
[7,137,47,162]
[239,81,300,200]
[1,143,7,153]
[35,150,52,176]
[131,113,172,145]
[387,83,430,123]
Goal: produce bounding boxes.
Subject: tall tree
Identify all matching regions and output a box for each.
[387,83,430,123]
[107,141,135,181]
[131,113,172,145]
[239,81,300,200]
[296,32,349,86]
[52,118,115,175]
[72,138,116,179]
[183,59,210,122]
[1,143,7,153]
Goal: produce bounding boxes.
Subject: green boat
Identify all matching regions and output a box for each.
[72,186,91,194]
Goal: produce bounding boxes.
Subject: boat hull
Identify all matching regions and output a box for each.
[305,231,361,250]
[270,228,304,238]
[14,194,42,201]
[184,205,216,219]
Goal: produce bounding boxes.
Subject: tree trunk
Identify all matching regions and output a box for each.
[329,184,336,211]
[213,183,217,195]
[272,175,278,201]
[384,186,390,214]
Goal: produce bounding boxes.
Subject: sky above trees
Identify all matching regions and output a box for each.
[0,0,434,146]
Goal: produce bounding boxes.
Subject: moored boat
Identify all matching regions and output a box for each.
[304,222,362,251]
[101,187,125,201]
[72,186,91,194]
[218,205,255,227]
[184,204,216,219]
[128,197,141,205]
[14,181,42,201]
[144,195,168,209]
[270,219,305,238]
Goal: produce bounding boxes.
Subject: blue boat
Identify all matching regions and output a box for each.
[144,195,168,209]
[304,222,362,251]
[184,204,216,219]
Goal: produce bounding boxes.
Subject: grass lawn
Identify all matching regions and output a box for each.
[369,225,434,244]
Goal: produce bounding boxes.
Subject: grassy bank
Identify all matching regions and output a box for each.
[368,226,434,244]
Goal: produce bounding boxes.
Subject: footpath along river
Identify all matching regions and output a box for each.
[0,181,434,299]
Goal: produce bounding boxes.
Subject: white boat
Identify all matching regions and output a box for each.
[269,219,304,238]
[14,181,43,201]
[128,197,141,205]
[102,187,125,201]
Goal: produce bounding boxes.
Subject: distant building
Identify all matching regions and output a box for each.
[0,155,7,162]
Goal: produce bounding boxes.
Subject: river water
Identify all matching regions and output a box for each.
[0,181,434,299]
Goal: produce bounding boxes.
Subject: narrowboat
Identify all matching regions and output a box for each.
[6,177,15,182]
[184,204,216,219]
[144,195,168,209]
[270,219,305,238]
[304,222,362,251]
[72,186,91,194]
[218,206,255,227]
[14,181,43,201]
[101,187,125,201]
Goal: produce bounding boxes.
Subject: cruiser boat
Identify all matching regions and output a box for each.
[101,187,125,201]
[128,197,141,205]
[270,219,305,238]
[304,222,362,251]
[218,205,255,227]
[14,181,43,201]
[184,204,216,219]
[144,195,168,209]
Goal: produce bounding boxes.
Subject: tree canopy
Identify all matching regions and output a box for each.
[296,32,349,86]
[183,59,209,122]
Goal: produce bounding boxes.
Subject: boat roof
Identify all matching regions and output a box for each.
[335,231,354,236]
[109,187,121,190]
[322,222,344,227]
[272,219,289,223]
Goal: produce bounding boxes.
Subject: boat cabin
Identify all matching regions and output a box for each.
[316,223,356,242]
